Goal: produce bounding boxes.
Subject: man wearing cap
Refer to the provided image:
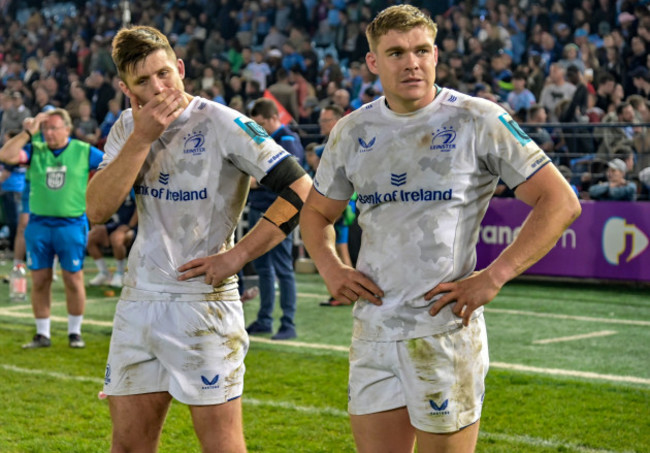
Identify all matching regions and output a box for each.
[588,158,637,201]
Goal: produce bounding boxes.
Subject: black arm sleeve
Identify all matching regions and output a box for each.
[260,156,306,194]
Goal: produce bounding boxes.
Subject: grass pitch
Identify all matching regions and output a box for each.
[0,257,648,452]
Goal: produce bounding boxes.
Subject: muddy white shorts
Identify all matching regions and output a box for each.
[103,299,249,406]
[348,314,489,433]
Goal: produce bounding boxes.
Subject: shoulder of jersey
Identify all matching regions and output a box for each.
[439,88,500,113]
[341,97,383,124]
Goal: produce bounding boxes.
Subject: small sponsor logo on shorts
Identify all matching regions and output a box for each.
[429,399,450,416]
[201,374,220,389]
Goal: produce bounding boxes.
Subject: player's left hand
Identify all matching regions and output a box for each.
[424,270,502,327]
[177,250,243,287]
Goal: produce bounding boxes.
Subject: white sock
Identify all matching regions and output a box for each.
[68,315,83,335]
[35,318,51,338]
[95,258,109,275]
[13,259,24,266]
[116,259,126,274]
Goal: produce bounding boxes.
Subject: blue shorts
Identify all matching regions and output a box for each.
[25,221,88,272]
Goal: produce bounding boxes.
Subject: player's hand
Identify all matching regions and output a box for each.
[129,88,188,144]
[425,270,502,326]
[321,264,384,305]
[176,249,244,287]
[22,115,44,136]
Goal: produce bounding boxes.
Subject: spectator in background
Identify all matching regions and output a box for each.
[629,67,650,101]
[290,65,316,118]
[73,101,101,146]
[245,50,272,91]
[1,92,31,140]
[318,104,344,144]
[595,71,617,113]
[526,53,546,101]
[526,105,555,154]
[246,98,305,340]
[627,94,650,167]
[558,43,585,74]
[333,88,352,115]
[597,101,639,157]
[588,158,637,201]
[318,53,344,98]
[561,65,594,156]
[84,70,115,124]
[65,81,90,123]
[507,71,536,114]
[539,63,576,123]
[268,67,299,119]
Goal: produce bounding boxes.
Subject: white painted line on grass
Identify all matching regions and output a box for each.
[0,364,633,453]
[249,336,349,352]
[0,307,113,327]
[533,330,618,345]
[491,361,650,385]
[487,308,650,327]
[1,364,104,385]
[479,431,632,453]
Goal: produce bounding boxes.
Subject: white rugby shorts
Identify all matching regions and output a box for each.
[103,299,249,406]
[348,314,489,433]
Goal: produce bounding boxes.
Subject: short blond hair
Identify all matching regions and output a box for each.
[111,26,175,82]
[366,5,438,52]
[47,108,72,128]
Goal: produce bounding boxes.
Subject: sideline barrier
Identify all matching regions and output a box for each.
[476,198,650,282]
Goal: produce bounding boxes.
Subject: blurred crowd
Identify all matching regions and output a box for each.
[0,0,648,200]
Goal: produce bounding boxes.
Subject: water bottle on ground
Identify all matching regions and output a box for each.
[9,263,27,302]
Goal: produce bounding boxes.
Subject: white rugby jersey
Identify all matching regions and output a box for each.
[101,96,291,301]
[314,88,550,341]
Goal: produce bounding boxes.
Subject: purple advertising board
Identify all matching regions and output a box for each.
[476,198,650,281]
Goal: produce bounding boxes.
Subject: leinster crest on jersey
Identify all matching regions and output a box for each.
[46,165,66,190]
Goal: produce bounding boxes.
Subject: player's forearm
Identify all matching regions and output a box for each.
[0,131,30,165]
[485,189,581,287]
[233,175,312,265]
[86,135,151,223]
[299,204,344,278]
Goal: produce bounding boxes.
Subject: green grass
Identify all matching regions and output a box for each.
[0,257,649,452]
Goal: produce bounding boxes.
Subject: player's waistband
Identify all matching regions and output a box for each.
[119,284,241,302]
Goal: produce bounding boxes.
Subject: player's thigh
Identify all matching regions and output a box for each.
[24,222,55,270]
[108,392,173,450]
[52,222,88,272]
[189,398,246,453]
[350,408,415,453]
[415,420,480,453]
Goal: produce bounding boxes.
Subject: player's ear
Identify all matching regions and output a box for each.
[366,52,379,75]
[177,58,185,80]
[118,80,132,98]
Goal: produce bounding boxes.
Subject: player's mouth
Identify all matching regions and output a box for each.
[401,77,423,85]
